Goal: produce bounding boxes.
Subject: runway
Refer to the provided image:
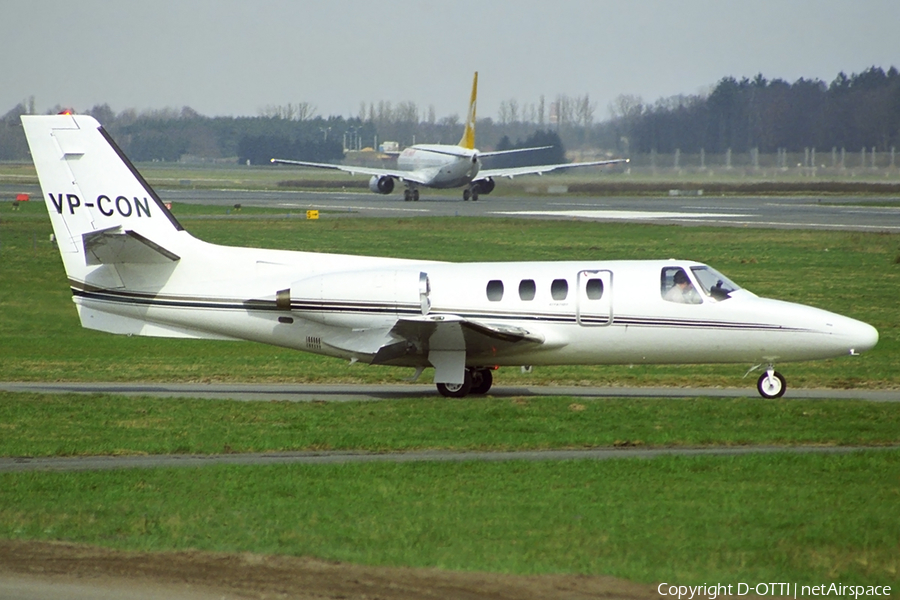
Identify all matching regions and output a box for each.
[6,182,900,231]
[2,381,898,402]
[157,187,900,232]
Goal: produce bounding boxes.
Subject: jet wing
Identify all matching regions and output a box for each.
[478,158,628,180]
[371,314,545,365]
[270,158,431,185]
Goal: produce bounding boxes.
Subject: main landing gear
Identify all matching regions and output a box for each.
[462,187,479,201]
[436,367,494,398]
[756,366,787,399]
[403,188,420,201]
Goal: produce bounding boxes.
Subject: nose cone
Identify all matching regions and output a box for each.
[846,318,879,355]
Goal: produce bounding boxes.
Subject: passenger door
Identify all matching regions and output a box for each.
[576,270,613,326]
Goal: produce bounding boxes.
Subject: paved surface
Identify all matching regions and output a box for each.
[6,182,900,230]
[160,188,900,231]
[2,381,898,402]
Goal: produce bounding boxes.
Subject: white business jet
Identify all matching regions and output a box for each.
[271,72,627,201]
[22,114,877,398]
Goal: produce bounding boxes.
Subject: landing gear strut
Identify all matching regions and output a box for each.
[756,367,786,399]
[436,367,493,398]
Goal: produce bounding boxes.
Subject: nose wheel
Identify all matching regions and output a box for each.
[756,368,786,399]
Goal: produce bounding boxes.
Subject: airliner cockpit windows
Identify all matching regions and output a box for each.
[486,280,504,301]
[551,279,569,300]
[519,279,536,301]
[661,267,702,304]
[691,266,741,301]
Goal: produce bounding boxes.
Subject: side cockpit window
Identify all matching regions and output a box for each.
[691,266,740,301]
[661,267,702,304]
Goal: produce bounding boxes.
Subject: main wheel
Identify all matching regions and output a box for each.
[463,189,471,201]
[437,370,473,398]
[412,189,420,201]
[472,191,479,201]
[757,371,786,399]
[403,189,411,201]
[470,368,493,395]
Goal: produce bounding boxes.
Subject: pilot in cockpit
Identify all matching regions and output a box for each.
[664,269,702,304]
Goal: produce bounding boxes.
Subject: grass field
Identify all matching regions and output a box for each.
[2,452,898,585]
[5,160,900,197]
[1,199,898,388]
[1,196,898,588]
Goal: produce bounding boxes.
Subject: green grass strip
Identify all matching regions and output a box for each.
[1,392,898,457]
[1,451,897,585]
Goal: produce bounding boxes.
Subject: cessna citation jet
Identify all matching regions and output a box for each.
[22,114,878,399]
[271,72,627,201]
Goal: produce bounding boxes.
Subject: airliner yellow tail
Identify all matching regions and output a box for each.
[457,72,477,149]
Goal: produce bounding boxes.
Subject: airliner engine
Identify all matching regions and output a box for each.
[368,175,395,194]
[473,177,495,195]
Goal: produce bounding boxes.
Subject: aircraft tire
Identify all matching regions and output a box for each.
[403,189,411,201]
[757,370,786,399]
[413,189,420,201]
[470,368,493,395]
[463,189,471,201]
[437,371,473,398]
[472,191,479,201]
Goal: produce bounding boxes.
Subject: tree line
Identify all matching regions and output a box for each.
[2,67,897,163]
[607,66,900,155]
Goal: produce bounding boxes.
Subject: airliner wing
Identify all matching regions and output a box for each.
[270,158,430,185]
[478,158,628,180]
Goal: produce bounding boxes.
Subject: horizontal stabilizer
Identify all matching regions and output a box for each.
[83,226,181,265]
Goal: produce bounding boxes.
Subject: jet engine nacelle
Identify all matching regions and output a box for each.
[281,268,427,328]
[368,175,395,194]
[473,178,495,195]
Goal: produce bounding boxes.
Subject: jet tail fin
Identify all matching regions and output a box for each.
[21,114,188,281]
[457,72,478,150]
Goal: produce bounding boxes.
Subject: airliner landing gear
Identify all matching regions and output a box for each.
[436,368,493,398]
[403,189,420,202]
[757,367,786,399]
[462,187,479,201]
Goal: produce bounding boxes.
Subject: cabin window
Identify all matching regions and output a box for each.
[519,279,536,301]
[551,279,568,300]
[486,280,504,301]
[661,267,702,304]
[691,266,740,301]
[585,278,604,300]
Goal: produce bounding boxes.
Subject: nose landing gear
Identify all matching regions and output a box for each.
[756,366,786,399]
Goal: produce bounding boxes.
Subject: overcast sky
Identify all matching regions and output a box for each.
[3,0,898,122]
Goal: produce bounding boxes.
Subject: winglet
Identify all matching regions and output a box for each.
[457,72,478,150]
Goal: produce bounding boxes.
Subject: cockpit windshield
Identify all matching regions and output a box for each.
[690,266,741,301]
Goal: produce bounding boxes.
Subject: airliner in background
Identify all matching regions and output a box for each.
[271,72,628,201]
[22,113,877,399]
